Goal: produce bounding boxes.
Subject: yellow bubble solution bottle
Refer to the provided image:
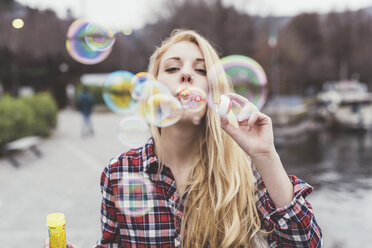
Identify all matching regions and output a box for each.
[46,213,66,248]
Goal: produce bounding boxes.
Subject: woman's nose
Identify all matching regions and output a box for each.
[180,74,193,84]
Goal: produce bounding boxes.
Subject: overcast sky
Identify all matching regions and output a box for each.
[16,0,372,30]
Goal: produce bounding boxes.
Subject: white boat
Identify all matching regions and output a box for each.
[316,80,372,130]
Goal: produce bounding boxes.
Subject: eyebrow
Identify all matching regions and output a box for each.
[164,57,205,63]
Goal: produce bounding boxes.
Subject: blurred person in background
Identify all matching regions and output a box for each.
[75,85,95,137]
[45,29,322,248]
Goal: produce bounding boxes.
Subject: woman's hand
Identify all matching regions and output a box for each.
[219,93,295,208]
[43,238,76,248]
[219,93,276,157]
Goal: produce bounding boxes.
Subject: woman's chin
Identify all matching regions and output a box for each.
[178,111,204,126]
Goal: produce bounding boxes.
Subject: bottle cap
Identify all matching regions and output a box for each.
[47,213,65,227]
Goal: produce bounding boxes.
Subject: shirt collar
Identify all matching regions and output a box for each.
[143,137,159,173]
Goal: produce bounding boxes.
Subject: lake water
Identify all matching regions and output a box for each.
[277,130,372,248]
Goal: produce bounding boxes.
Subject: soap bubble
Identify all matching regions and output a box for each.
[207,55,268,110]
[66,19,112,64]
[84,22,116,51]
[143,93,182,127]
[102,70,136,115]
[131,76,168,101]
[115,173,154,217]
[117,116,151,147]
[132,72,155,88]
[176,86,207,112]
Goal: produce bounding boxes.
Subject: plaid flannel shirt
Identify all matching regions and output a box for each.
[95,138,322,247]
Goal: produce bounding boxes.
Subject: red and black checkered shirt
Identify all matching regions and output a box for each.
[95,138,322,247]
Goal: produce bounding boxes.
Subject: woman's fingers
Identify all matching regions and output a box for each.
[220,113,229,127]
[218,93,267,131]
[66,243,75,248]
[43,238,75,248]
[236,102,260,130]
[237,103,254,122]
[43,238,50,248]
[247,111,259,130]
[223,92,248,105]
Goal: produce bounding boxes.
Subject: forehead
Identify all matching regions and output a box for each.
[161,41,204,63]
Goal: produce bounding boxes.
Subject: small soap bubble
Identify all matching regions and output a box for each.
[176,86,207,112]
[131,73,165,101]
[115,173,154,217]
[117,116,151,147]
[192,116,201,125]
[66,19,112,64]
[207,55,268,110]
[132,72,155,87]
[221,55,267,109]
[84,22,116,51]
[143,93,182,127]
[102,70,136,115]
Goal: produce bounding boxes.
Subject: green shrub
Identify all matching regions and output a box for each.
[0,95,36,147]
[0,93,58,150]
[22,93,58,136]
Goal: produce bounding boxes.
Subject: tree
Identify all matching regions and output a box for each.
[278,13,333,94]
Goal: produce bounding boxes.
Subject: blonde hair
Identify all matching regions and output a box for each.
[148,29,265,248]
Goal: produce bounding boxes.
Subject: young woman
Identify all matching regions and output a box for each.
[45,29,322,248]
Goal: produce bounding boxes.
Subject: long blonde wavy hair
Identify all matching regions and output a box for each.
[148,29,265,248]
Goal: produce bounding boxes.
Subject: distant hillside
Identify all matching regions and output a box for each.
[361,5,372,15]
[252,4,372,33]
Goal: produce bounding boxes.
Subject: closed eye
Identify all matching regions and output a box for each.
[165,67,179,73]
[196,69,207,75]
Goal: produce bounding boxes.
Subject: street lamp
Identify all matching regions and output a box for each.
[10,18,25,96]
[123,28,132,36]
[12,18,24,29]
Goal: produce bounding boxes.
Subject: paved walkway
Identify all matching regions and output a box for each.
[0,109,128,248]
